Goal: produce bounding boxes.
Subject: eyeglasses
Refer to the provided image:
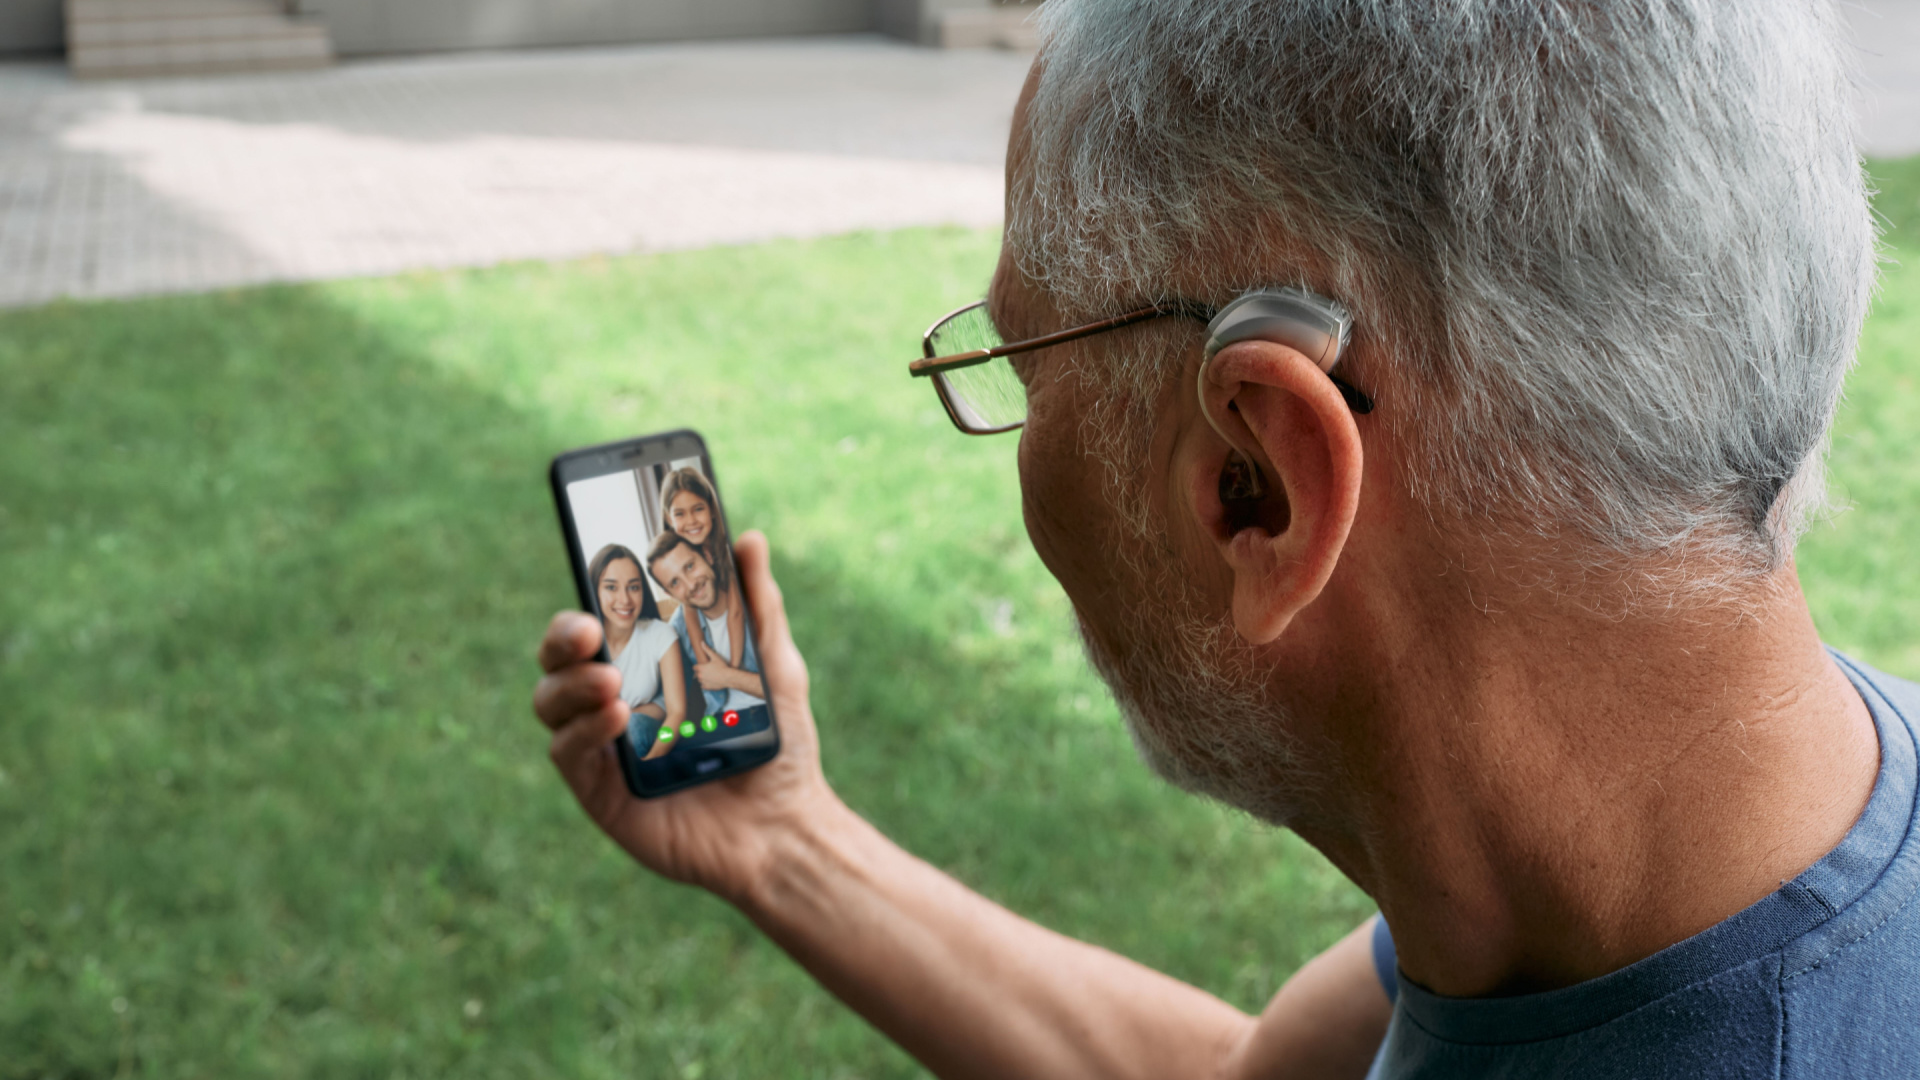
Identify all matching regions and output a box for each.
[908,299,1373,435]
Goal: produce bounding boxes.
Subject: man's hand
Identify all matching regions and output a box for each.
[532,530,835,903]
[692,654,760,695]
[686,621,759,695]
[533,530,1389,1080]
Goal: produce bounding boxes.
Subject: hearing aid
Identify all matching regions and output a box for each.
[1198,287,1355,502]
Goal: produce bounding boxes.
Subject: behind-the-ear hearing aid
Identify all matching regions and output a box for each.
[1198,287,1358,502]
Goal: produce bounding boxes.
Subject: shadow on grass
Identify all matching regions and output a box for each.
[0,272,1366,1078]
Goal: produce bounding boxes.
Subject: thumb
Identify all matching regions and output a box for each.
[733,531,806,692]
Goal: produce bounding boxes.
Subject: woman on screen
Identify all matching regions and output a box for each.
[588,543,686,760]
[658,467,745,668]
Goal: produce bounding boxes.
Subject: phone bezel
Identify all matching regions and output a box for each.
[548,429,781,798]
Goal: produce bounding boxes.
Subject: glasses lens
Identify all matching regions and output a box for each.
[927,303,1025,432]
[926,302,1001,357]
[936,358,1026,432]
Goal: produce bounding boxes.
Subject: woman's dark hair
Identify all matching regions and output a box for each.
[586,543,659,622]
[658,467,732,592]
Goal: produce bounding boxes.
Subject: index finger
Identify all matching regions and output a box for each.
[538,611,604,673]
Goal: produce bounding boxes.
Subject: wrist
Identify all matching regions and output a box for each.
[731,789,870,926]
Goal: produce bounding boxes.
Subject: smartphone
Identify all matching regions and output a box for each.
[549,430,779,797]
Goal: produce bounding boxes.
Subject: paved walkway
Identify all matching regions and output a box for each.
[0,37,1029,307]
[2,9,1918,309]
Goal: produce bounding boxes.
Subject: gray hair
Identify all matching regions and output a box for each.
[1012,0,1876,592]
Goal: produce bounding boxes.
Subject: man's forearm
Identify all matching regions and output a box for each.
[740,796,1253,1080]
[719,664,762,694]
[691,660,763,696]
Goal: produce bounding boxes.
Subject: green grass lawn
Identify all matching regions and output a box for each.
[1802,154,1920,676]
[3,161,1918,1078]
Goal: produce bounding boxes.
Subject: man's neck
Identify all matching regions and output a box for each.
[696,586,732,624]
[1309,568,1878,998]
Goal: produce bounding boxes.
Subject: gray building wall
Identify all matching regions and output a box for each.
[875,0,1000,45]
[0,0,62,56]
[299,0,873,56]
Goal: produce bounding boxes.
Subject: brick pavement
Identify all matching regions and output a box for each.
[2,9,1917,310]
[0,37,1029,307]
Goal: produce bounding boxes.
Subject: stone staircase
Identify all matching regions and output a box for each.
[66,0,333,79]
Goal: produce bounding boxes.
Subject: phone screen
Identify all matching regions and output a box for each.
[552,431,777,796]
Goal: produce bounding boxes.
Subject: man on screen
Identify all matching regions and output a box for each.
[644,530,765,722]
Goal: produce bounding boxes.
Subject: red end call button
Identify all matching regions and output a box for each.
[722,710,740,727]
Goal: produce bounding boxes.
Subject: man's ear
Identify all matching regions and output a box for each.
[1191,340,1364,644]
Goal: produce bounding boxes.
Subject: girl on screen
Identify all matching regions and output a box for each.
[658,467,745,668]
[588,543,687,760]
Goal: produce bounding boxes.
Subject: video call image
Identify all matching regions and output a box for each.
[566,458,772,762]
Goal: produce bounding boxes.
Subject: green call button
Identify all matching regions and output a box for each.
[701,715,718,733]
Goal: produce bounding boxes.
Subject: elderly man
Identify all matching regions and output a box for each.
[533,1,1919,1076]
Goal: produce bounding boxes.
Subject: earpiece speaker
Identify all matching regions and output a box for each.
[1201,287,1352,373]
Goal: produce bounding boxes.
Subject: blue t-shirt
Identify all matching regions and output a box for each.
[1367,652,1920,1079]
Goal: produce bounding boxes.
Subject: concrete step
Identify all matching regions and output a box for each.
[69,0,292,16]
[71,31,331,78]
[72,13,323,47]
[66,0,334,79]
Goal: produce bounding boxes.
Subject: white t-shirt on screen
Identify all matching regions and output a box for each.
[611,619,679,708]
